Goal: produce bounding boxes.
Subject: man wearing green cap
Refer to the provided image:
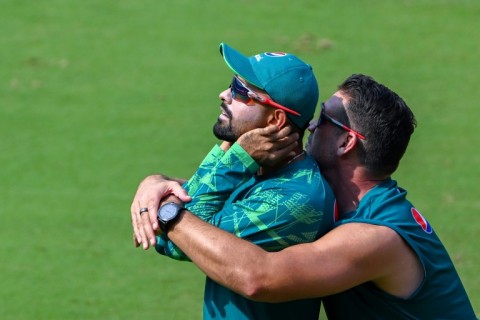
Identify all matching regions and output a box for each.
[132,43,335,319]
[133,74,476,319]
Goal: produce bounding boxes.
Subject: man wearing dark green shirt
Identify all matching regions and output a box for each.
[133,43,335,319]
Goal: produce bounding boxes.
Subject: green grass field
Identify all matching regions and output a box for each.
[1,0,478,318]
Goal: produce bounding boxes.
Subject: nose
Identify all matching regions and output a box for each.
[219,88,232,104]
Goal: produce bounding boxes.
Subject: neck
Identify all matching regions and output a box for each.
[324,163,388,215]
[258,146,305,176]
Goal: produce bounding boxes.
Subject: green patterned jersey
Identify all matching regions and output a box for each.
[156,143,335,320]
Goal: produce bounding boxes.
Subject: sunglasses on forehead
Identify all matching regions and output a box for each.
[230,75,301,116]
[319,103,366,140]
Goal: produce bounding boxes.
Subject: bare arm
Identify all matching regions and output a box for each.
[167,210,423,302]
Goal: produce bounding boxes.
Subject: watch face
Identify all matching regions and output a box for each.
[160,203,179,221]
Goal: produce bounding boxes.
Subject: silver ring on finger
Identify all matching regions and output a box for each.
[139,207,149,215]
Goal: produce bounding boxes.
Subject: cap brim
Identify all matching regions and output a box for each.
[219,42,262,88]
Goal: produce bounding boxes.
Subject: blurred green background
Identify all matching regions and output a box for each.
[1,0,478,318]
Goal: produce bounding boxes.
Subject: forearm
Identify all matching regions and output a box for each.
[165,210,343,303]
[167,210,270,298]
[182,145,225,196]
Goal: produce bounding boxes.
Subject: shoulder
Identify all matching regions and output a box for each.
[275,155,329,188]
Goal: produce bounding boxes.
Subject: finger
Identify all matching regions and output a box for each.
[261,124,281,135]
[275,125,292,139]
[139,212,155,250]
[141,204,158,246]
[280,133,300,148]
[136,214,150,250]
[270,140,298,161]
[133,233,140,248]
[136,184,162,233]
[269,133,299,151]
[131,212,141,245]
[131,201,142,244]
[170,183,192,203]
[147,197,160,232]
[270,126,299,144]
[135,204,151,249]
[265,126,298,147]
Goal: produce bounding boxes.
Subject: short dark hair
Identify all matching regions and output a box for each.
[338,74,417,177]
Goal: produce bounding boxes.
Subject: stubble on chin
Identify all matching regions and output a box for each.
[213,119,236,143]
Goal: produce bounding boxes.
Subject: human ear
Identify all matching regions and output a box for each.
[337,132,358,156]
[266,109,287,128]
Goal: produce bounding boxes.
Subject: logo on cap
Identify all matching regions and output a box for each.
[411,207,432,234]
[264,52,287,57]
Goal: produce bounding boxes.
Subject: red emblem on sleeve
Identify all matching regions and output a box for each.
[411,208,432,234]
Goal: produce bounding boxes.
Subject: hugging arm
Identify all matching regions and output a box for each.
[166,211,419,302]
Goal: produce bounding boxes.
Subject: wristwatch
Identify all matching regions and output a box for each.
[157,202,185,232]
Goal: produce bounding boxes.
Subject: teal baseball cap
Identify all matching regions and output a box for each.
[220,42,319,129]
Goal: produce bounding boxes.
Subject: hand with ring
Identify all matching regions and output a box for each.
[131,174,191,250]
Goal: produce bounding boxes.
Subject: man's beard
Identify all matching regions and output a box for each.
[213,120,236,142]
[213,103,237,142]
